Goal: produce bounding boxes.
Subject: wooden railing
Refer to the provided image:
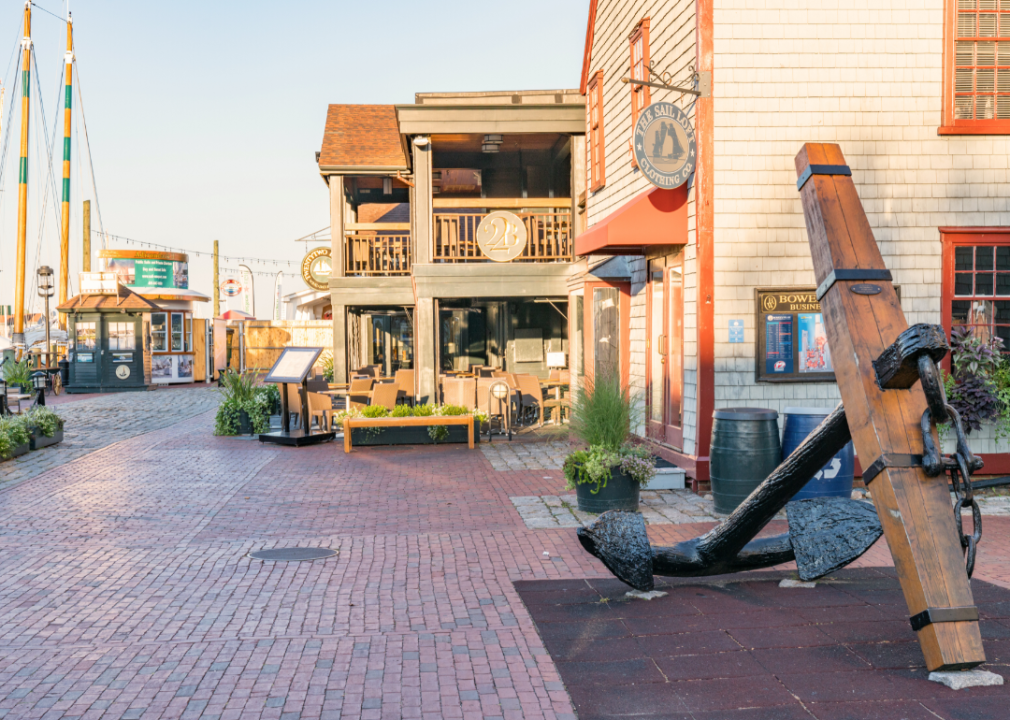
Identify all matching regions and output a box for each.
[344,223,412,276]
[432,199,572,263]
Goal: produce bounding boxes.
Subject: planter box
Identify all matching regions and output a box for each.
[645,466,686,490]
[30,428,64,450]
[575,468,640,513]
[11,442,29,458]
[350,420,480,447]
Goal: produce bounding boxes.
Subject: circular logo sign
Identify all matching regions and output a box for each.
[220,278,242,297]
[476,211,528,262]
[762,295,778,312]
[301,247,332,291]
[116,365,131,380]
[633,102,697,189]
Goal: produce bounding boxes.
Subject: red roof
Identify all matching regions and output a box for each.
[57,286,162,312]
[318,105,407,170]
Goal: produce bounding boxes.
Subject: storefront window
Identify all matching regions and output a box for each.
[151,313,167,352]
[108,322,136,351]
[171,313,184,352]
[76,322,96,351]
[593,287,620,377]
[574,295,584,377]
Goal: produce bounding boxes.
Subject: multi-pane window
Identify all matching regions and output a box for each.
[951,244,1010,347]
[587,70,605,191]
[151,313,167,352]
[630,19,651,126]
[75,322,96,351]
[953,0,1010,121]
[171,312,185,352]
[107,322,136,351]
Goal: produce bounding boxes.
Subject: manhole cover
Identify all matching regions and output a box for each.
[249,547,338,561]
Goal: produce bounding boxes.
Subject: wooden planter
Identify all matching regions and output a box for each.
[575,468,640,513]
[350,421,480,447]
[30,428,64,450]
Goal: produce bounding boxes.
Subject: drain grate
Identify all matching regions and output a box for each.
[249,547,338,561]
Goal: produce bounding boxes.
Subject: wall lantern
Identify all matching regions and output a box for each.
[481,144,500,154]
[483,134,503,144]
[30,370,47,407]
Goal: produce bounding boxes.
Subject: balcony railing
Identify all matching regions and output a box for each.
[344,223,411,276]
[433,199,572,263]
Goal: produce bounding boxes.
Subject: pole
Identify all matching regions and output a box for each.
[82,199,91,271]
[58,14,73,328]
[13,2,32,345]
[213,240,220,317]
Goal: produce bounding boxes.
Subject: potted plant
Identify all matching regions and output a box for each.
[343,402,485,446]
[564,369,655,512]
[23,406,64,450]
[214,370,271,435]
[0,415,30,459]
[3,358,33,395]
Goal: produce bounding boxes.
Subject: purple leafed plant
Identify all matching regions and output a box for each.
[948,326,1004,433]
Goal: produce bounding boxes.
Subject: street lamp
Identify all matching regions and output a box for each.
[30,370,47,407]
[488,380,512,442]
[37,266,54,371]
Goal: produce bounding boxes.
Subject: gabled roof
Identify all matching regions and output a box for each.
[318,105,408,172]
[58,286,162,313]
[580,0,599,95]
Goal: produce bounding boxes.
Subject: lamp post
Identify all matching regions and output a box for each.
[37,266,54,369]
[30,369,46,407]
[0,368,8,416]
[488,380,512,442]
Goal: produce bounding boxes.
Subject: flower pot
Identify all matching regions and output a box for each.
[575,468,640,513]
[237,410,253,435]
[11,442,29,458]
[30,428,63,450]
[350,420,480,447]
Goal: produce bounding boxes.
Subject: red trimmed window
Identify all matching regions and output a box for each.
[941,229,1010,349]
[587,70,606,191]
[942,0,1010,134]
[630,18,651,126]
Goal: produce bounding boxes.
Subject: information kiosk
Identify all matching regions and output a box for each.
[258,346,335,446]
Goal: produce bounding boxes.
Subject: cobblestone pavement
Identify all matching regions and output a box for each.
[1,399,1010,720]
[0,387,220,489]
[480,442,568,471]
[511,490,727,529]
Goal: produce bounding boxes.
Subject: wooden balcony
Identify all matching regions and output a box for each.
[344,223,411,276]
[433,199,572,263]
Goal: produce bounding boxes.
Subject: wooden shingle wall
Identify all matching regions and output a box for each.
[585,0,700,452]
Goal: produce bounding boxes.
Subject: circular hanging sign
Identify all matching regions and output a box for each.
[116,365,131,380]
[220,278,242,297]
[301,247,332,291]
[633,102,697,189]
[476,211,528,262]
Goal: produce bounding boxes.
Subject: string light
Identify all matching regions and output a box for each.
[103,231,328,267]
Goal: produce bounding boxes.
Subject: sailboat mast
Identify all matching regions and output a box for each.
[13,0,31,343]
[59,13,74,323]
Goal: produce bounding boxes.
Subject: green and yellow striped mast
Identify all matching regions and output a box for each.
[58,12,74,324]
[13,1,32,345]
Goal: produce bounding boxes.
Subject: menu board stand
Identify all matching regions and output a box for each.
[258,347,335,447]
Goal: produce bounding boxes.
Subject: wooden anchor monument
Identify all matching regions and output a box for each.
[578,144,986,672]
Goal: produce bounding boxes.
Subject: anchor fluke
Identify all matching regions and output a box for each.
[577,511,654,591]
[787,497,883,581]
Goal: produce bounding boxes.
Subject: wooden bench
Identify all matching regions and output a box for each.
[342,416,475,453]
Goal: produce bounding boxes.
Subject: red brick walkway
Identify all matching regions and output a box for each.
[0,408,1007,719]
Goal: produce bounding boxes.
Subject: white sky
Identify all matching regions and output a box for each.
[0,0,588,319]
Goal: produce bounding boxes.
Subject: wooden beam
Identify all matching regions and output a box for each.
[345,223,411,232]
[432,198,571,209]
[796,142,985,672]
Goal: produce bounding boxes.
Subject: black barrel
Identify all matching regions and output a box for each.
[709,408,782,514]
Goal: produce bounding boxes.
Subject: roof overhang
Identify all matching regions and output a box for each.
[395,104,585,135]
[575,185,689,256]
[318,165,409,175]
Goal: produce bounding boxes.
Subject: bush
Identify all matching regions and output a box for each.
[391,404,413,418]
[569,368,632,451]
[412,403,435,417]
[362,405,389,418]
[214,370,270,435]
[3,358,33,390]
[320,353,335,383]
[22,406,63,437]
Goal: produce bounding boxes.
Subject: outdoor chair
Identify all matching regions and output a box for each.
[284,383,302,429]
[307,392,334,431]
[516,374,544,427]
[348,376,374,410]
[370,382,399,411]
[442,377,476,409]
[394,369,415,405]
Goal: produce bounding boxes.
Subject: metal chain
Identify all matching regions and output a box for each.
[918,356,983,578]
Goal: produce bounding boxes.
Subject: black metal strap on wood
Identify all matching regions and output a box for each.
[815,268,893,301]
[796,163,852,191]
[909,606,979,632]
[862,453,922,485]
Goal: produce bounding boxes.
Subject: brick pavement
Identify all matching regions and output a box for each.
[0,401,1009,719]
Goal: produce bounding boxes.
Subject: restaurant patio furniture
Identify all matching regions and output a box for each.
[347,376,374,409]
[516,374,545,427]
[394,369,415,405]
[307,392,334,430]
[370,383,399,411]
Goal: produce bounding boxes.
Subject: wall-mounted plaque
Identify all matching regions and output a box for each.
[633,102,697,189]
[264,347,324,384]
[756,288,833,383]
[477,211,528,262]
[301,248,332,291]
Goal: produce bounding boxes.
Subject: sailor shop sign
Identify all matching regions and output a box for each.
[633,102,697,189]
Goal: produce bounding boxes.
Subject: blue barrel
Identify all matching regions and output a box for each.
[782,407,855,500]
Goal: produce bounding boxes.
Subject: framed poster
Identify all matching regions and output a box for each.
[755,288,833,383]
[264,347,323,384]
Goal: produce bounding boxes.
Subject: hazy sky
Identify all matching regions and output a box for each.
[0,0,588,319]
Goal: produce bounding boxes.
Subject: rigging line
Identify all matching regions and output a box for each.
[28,1,67,24]
[74,62,105,245]
[0,51,21,278]
[28,47,64,279]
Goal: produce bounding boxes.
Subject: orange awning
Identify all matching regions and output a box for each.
[575,184,688,256]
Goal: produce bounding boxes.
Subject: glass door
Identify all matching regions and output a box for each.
[646,254,685,449]
[666,258,684,448]
[647,259,667,441]
[583,281,630,388]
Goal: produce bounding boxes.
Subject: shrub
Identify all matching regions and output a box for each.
[391,404,413,418]
[569,367,632,451]
[320,353,335,383]
[3,358,33,390]
[412,403,435,417]
[22,406,63,437]
[214,370,270,435]
[0,415,30,448]
[361,405,390,418]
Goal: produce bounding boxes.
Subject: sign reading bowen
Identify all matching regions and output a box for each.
[633,102,697,189]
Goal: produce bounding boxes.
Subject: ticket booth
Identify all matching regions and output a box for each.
[58,285,160,393]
